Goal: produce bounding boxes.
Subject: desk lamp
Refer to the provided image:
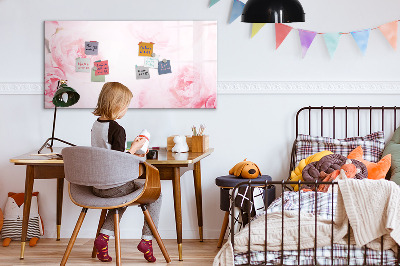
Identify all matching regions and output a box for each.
[241,0,305,23]
[38,80,80,154]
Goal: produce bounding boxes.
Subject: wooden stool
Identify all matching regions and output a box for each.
[215,175,275,248]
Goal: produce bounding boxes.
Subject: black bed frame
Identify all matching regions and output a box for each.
[230,106,400,266]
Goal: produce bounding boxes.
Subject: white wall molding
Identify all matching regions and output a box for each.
[1,81,400,95]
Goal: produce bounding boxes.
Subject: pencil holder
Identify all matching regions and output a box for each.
[191,135,209,153]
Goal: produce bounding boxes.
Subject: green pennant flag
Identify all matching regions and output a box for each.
[209,0,220,7]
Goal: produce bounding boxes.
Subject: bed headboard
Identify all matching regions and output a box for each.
[290,106,400,179]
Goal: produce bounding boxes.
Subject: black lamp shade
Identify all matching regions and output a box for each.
[52,84,80,107]
[241,0,305,23]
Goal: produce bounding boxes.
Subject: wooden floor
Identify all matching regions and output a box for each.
[0,239,221,265]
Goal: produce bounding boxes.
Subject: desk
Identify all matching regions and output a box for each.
[10,147,213,261]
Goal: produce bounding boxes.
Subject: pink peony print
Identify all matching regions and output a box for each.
[168,65,216,108]
[44,64,66,108]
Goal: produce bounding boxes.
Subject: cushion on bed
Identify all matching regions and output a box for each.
[348,146,391,180]
[295,131,385,167]
[382,126,400,184]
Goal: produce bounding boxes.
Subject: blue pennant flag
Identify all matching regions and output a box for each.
[323,33,341,58]
[351,29,371,55]
[209,0,220,7]
[229,0,245,24]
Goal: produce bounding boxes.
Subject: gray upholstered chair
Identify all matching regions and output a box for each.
[60,146,171,265]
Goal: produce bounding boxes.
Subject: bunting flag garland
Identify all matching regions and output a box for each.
[229,0,245,24]
[323,33,341,58]
[378,21,398,50]
[209,0,220,8]
[351,29,370,55]
[251,23,266,38]
[298,29,317,58]
[275,23,293,49]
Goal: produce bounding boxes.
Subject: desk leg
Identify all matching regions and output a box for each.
[193,161,203,242]
[56,178,64,241]
[172,167,183,261]
[20,165,35,259]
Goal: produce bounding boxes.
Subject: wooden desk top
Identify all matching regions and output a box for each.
[10,147,214,166]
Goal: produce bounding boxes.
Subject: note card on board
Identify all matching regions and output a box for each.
[136,66,150,79]
[138,42,154,57]
[91,67,105,82]
[144,57,159,68]
[75,58,90,72]
[94,60,109,76]
[85,41,99,55]
[158,60,172,75]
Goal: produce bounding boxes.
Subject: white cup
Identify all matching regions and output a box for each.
[135,129,150,154]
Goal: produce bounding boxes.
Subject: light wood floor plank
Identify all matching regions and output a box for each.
[0,239,222,265]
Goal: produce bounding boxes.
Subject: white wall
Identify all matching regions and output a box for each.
[1,0,400,240]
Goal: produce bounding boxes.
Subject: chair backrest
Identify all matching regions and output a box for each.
[62,146,145,187]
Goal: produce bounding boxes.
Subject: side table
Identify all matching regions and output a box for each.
[215,175,275,248]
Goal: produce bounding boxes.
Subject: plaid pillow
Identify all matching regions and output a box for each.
[295,131,385,166]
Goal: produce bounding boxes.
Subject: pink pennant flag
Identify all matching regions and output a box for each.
[298,29,317,58]
[275,23,293,49]
[378,21,398,50]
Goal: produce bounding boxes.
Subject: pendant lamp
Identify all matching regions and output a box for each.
[38,80,80,154]
[241,0,305,23]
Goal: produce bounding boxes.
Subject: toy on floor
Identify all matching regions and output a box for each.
[229,159,261,179]
[1,192,44,247]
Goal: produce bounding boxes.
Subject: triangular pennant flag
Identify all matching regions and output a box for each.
[378,21,398,50]
[229,0,245,24]
[209,0,220,7]
[251,23,266,38]
[323,33,341,58]
[298,29,317,58]
[351,29,370,55]
[275,23,293,49]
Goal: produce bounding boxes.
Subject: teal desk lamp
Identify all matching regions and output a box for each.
[38,80,80,154]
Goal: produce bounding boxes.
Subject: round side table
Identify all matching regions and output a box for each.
[215,175,275,248]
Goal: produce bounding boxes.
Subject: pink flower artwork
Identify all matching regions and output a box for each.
[44,21,217,109]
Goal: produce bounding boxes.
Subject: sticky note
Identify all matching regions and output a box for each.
[85,41,99,55]
[91,68,105,82]
[94,60,109,76]
[135,66,150,79]
[144,57,159,68]
[75,58,90,72]
[158,60,172,75]
[138,42,154,57]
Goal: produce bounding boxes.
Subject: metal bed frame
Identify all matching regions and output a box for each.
[230,106,400,266]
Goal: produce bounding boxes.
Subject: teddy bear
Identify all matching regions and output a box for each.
[172,135,189,153]
[229,159,261,179]
[1,192,44,247]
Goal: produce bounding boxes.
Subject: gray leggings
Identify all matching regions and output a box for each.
[92,180,162,240]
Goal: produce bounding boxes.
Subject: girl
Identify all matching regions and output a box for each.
[91,82,161,263]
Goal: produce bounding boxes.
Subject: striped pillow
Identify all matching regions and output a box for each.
[294,131,385,166]
[1,217,41,240]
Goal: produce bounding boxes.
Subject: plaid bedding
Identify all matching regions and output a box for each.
[294,131,385,166]
[234,191,397,265]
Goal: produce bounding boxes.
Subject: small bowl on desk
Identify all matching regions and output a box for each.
[146,150,158,160]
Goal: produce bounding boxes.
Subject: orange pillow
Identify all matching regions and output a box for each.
[347,146,391,180]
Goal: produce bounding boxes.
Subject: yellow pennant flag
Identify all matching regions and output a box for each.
[251,23,266,38]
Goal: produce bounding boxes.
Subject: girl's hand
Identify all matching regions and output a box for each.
[129,137,147,154]
[134,148,149,157]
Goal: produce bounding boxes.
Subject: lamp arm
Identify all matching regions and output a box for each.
[50,106,57,148]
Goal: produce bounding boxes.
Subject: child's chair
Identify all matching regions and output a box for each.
[60,146,171,265]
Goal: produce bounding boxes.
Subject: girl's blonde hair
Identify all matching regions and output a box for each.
[93,82,133,120]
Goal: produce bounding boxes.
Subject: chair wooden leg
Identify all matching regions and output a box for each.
[141,205,171,263]
[91,209,108,258]
[217,211,230,248]
[60,208,88,266]
[114,210,121,266]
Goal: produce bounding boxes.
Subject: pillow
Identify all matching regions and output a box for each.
[348,146,391,180]
[382,126,400,184]
[295,131,385,167]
